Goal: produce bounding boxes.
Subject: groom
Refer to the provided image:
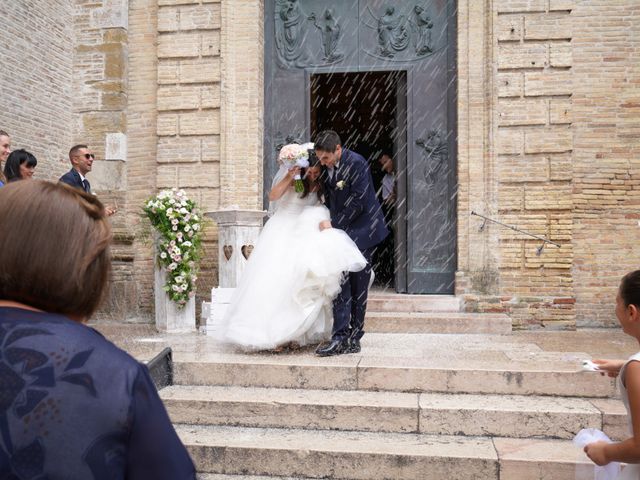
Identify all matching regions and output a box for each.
[314,130,389,356]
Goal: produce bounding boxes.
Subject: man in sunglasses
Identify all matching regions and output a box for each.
[60,144,116,216]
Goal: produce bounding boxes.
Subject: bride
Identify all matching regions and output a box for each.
[216,145,366,350]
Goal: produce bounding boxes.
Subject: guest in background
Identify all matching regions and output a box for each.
[60,144,117,215]
[4,149,37,181]
[0,130,11,186]
[374,152,396,287]
[0,180,196,479]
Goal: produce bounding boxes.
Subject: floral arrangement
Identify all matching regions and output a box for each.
[278,142,314,193]
[143,188,203,307]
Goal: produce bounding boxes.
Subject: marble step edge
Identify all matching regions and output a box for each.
[178,424,593,480]
[162,385,625,440]
[364,311,511,334]
[173,360,617,398]
[366,295,461,313]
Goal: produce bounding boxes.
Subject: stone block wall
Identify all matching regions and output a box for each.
[0,0,74,179]
[571,1,640,327]
[155,0,224,317]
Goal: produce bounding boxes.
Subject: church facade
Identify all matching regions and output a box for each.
[1,0,638,329]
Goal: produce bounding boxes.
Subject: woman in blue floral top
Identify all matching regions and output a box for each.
[0,180,196,479]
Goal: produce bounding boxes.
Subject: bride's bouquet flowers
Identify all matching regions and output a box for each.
[278,142,314,193]
[143,188,203,307]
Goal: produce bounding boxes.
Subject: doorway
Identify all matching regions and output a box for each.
[310,71,408,291]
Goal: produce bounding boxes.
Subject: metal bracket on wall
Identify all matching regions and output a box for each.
[470,211,561,256]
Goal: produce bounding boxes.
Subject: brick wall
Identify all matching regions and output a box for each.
[572,1,640,327]
[0,0,74,180]
[156,0,223,317]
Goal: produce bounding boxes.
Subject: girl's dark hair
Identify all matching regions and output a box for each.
[4,149,37,181]
[300,151,324,200]
[620,270,640,308]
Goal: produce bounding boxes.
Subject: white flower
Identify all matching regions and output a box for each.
[171,219,179,226]
[188,230,194,237]
[166,208,173,215]
[193,224,200,231]
[180,207,188,215]
[169,198,175,205]
[336,180,346,190]
[160,252,167,259]
[168,262,177,271]
[182,241,192,247]
[193,215,199,221]
[172,285,179,291]
[172,225,178,231]
[184,225,191,232]
[175,276,184,284]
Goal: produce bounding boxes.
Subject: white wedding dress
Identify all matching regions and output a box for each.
[216,187,367,350]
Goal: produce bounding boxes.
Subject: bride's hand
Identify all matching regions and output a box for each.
[319,220,332,231]
[286,167,301,180]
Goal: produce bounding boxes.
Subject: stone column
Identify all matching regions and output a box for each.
[207,209,266,287]
[204,209,265,335]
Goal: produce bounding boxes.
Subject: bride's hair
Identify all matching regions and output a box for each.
[300,151,323,200]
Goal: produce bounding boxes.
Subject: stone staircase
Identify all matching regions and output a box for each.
[366,292,512,334]
[148,299,632,480]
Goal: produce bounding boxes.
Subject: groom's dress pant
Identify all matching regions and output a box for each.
[332,246,376,342]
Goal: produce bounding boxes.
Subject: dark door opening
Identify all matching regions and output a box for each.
[310,71,408,291]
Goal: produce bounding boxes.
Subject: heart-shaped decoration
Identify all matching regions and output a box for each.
[223,245,233,261]
[241,244,254,259]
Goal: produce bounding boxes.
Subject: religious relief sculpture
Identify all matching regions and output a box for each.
[415,130,452,268]
[309,8,343,63]
[375,6,410,57]
[413,5,433,56]
[275,0,306,65]
[416,130,448,186]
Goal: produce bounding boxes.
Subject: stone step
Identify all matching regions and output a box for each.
[365,311,512,334]
[176,424,591,479]
[366,293,460,312]
[173,356,616,398]
[161,385,621,439]
[198,476,313,480]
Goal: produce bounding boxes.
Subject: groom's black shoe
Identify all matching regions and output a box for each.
[315,338,347,357]
[346,338,361,354]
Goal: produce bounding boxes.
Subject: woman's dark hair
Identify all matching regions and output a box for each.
[4,149,37,181]
[0,180,112,319]
[314,130,341,153]
[620,270,640,308]
[300,151,324,200]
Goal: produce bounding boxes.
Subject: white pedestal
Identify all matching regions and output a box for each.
[204,209,266,335]
[206,209,266,288]
[154,265,196,333]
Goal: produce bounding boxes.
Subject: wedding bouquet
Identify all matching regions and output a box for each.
[278,142,314,193]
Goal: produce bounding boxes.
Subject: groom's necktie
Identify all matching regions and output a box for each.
[82,179,91,193]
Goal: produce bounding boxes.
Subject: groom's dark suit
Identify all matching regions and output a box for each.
[323,148,388,345]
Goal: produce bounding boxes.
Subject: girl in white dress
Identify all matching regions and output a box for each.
[585,270,640,479]
[216,152,366,351]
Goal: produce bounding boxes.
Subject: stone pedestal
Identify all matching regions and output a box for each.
[154,263,196,333]
[206,209,266,287]
[204,209,266,334]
